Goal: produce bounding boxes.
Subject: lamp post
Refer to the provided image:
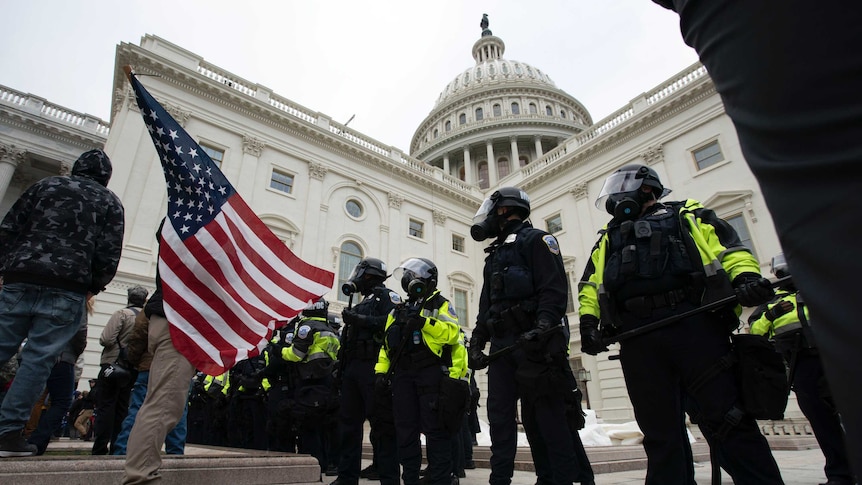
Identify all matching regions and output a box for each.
[576,368,592,409]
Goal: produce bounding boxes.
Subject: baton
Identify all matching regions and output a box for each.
[485,324,564,364]
[601,275,793,347]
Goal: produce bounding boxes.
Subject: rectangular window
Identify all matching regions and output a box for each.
[409,219,424,239]
[726,214,758,260]
[453,288,468,327]
[693,140,724,170]
[546,214,563,234]
[270,169,294,194]
[200,144,224,169]
[452,234,465,253]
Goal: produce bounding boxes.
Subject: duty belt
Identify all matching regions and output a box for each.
[623,288,689,317]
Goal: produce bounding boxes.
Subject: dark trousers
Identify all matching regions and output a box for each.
[660,1,862,477]
[228,393,268,450]
[618,312,782,484]
[336,358,376,483]
[92,367,132,455]
[28,362,75,455]
[522,389,593,485]
[392,365,450,485]
[266,382,296,452]
[792,353,853,484]
[486,336,520,485]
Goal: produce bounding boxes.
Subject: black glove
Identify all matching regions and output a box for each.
[406,315,425,333]
[521,318,558,342]
[374,374,391,394]
[765,300,794,321]
[468,340,489,370]
[342,308,360,326]
[733,273,775,307]
[580,315,608,356]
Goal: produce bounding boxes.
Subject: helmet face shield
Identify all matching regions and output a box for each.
[472,196,497,225]
[595,171,645,209]
[393,258,437,300]
[392,258,436,282]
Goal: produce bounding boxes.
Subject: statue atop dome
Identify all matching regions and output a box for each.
[480,13,492,36]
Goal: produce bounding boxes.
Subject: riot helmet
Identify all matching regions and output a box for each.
[342,257,388,296]
[596,164,671,221]
[302,297,329,318]
[393,258,438,301]
[127,285,149,307]
[471,187,531,241]
[771,253,790,279]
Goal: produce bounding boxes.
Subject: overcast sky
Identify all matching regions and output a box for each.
[0,0,699,153]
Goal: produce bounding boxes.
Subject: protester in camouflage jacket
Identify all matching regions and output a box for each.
[0,148,124,457]
[0,148,124,295]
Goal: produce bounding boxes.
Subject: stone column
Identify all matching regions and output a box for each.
[463,147,473,184]
[303,162,327,262]
[485,140,497,186]
[0,143,26,204]
[510,136,519,171]
[534,136,544,158]
[238,134,264,199]
[443,153,450,175]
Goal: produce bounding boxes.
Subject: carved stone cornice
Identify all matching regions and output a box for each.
[308,161,328,180]
[570,182,588,200]
[642,144,664,166]
[432,209,447,225]
[388,192,403,209]
[0,143,27,166]
[242,135,264,156]
[163,102,191,127]
[59,162,72,176]
[115,85,136,117]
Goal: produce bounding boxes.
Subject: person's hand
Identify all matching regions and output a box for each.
[521,319,558,342]
[374,374,391,393]
[765,300,794,321]
[580,315,608,356]
[468,346,490,370]
[342,309,359,326]
[734,274,775,307]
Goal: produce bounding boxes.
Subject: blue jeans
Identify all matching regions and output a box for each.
[0,283,85,436]
[112,370,188,455]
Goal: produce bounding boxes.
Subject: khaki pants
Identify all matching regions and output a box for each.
[122,314,195,485]
[74,409,93,436]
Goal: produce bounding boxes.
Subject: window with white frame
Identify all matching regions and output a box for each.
[725,214,757,260]
[409,219,424,239]
[692,140,724,170]
[200,143,224,169]
[453,288,469,327]
[338,241,363,303]
[270,169,294,194]
[546,214,563,234]
[452,234,465,253]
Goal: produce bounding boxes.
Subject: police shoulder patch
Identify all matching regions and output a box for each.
[542,234,560,255]
[297,325,312,340]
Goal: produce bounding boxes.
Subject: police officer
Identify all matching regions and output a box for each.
[227,354,269,450]
[375,258,464,485]
[749,255,855,485]
[263,321,298,452]
[467,187,594,485]
[578,164,782,484]
[278,298,340,472]
[331,258,401,485]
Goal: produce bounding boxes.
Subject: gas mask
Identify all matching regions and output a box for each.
[401,271,429,301]
[606,189,654,221]
[393,258,437,302]
[470,213,502,241]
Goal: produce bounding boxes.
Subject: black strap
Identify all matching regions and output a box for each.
[689,352,736,395]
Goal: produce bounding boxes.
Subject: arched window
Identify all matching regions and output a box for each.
[338,241,363,302]
[511,102,520,115]
[445,120,451,132]
[560,109,567,118]
[433,129,438,139]
[459,113,467,125]
[475,107,484,121]
[459,166,466,181]
[493,104,501,117]
[478,162,489,189]
[529,103,537,115]
[546,105,553,116]
[497,157,510,179]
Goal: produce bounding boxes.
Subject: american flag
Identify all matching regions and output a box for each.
[126,69,334,375]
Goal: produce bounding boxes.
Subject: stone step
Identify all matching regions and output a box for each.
[0,442,321,485]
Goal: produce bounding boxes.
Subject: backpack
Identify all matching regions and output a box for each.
[732,333,789,420]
